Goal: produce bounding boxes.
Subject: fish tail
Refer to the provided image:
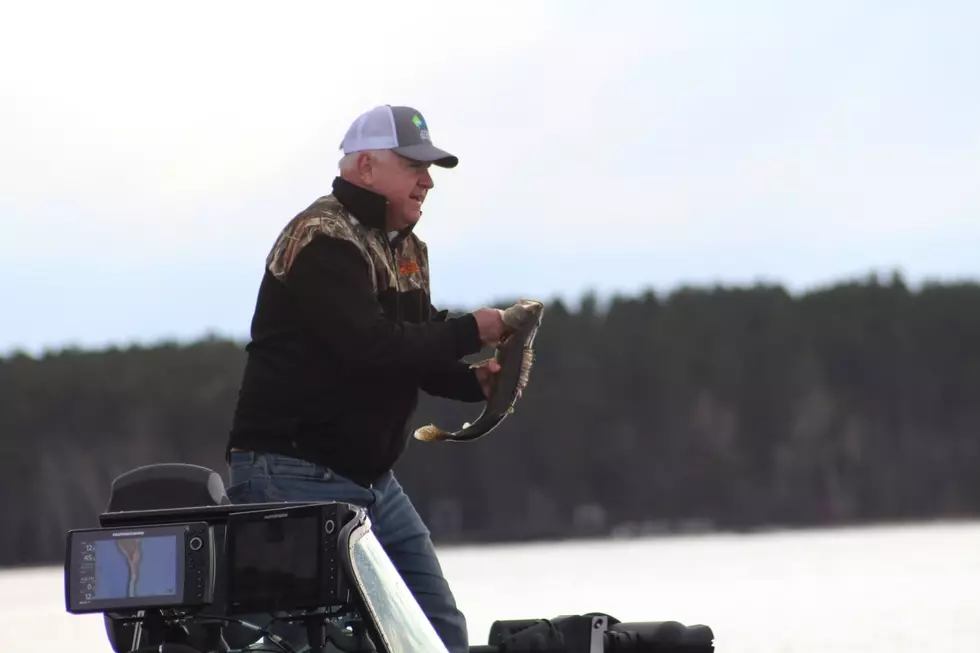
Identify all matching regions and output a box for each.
[413,424,453,442]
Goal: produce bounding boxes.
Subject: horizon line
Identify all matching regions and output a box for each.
[6,267,978,360]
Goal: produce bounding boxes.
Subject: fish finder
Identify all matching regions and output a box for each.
[64,521,215,614]
[62,461,716,653]
[223,502,349,614]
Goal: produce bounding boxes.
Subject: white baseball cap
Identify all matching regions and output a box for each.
[340,105,458,168]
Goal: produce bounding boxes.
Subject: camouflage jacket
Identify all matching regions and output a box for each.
[227,176,484,484]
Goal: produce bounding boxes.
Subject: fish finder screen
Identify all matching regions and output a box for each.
[226,511,320,610]
[70,531,181,610]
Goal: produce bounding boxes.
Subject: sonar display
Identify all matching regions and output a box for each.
[93,535,178,599]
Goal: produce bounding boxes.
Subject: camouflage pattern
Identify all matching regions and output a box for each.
[395,233,431,296]
[266,194,431,297]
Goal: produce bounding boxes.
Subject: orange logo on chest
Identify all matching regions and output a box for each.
[399,258,420,276]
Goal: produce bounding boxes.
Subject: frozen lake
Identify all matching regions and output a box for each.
[5,519,978,652]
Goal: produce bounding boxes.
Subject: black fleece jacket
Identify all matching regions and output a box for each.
[226,177,485,484]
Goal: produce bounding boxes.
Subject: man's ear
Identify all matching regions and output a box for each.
[356,151,375,183]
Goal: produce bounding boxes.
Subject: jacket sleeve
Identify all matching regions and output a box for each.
[419,305,487,402]
[420,360,486,402]
[283,235,483,375]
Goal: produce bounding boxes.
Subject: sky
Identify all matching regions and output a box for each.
[2,0,979,355]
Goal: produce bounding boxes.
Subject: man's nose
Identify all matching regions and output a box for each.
[419,168,434,189]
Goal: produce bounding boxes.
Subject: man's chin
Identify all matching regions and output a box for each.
[390,211,422,231]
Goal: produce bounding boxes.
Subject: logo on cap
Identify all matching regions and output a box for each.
[411,114,430,141]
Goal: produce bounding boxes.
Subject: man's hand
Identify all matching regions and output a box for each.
[472,307,508,346]
[472,358,502,398]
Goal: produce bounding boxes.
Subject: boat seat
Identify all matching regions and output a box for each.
[105,462,230,512]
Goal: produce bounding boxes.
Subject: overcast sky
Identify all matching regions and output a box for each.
[2,0,978,355]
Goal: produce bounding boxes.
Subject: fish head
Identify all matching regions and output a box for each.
[501,299,545,330]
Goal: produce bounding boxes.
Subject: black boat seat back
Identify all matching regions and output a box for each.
[105,462,230,512]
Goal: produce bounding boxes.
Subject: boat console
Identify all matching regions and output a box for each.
[64,462,715,653]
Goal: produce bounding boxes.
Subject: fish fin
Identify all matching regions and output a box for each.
[414,424,453,442]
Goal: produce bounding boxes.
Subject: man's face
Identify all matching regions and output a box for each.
[368,151,434,230]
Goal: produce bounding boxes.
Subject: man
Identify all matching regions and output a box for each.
[224,104,509,653]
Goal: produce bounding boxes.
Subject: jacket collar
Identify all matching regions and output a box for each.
[331,176,415,246]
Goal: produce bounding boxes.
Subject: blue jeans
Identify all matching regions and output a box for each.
[226,450,468,653]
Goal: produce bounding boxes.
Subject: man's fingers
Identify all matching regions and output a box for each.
[471,359,501,373]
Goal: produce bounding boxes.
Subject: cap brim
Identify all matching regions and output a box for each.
[393,142,459,169]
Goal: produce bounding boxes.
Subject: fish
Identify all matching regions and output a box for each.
[414,299,545,443]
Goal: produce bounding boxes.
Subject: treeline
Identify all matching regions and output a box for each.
[3,272,980,567]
